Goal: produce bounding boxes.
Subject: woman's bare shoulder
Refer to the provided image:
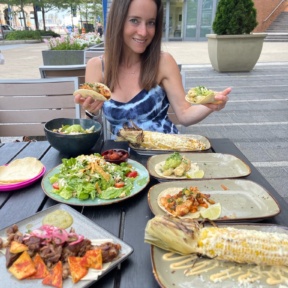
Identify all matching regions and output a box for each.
[86,56,104,82]
[158,52,179,80]
[87,56,103,68]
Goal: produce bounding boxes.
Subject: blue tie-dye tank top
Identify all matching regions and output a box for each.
[102,85,178,136]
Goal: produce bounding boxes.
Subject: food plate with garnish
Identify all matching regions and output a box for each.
[0,203,133,288]
[147,218,288,288]
[147,179,280,222]
[116,123,211,155]
[147,152,251,181]
[41,154,150,206]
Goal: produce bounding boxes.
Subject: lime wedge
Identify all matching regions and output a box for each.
[200,203,221,220]
[186,170,204,179]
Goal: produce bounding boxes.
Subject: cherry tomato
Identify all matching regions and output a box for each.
[126,171,138,178]
[115,182,125,188]
[52,182,60,190]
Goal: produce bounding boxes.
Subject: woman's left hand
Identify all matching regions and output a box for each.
[205,87,231,111]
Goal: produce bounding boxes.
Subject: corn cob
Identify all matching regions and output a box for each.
[144,215,288,267]
[198,226,288,266]
[117,123,206,151]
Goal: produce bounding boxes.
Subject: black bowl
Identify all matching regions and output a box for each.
[44,118,102,156]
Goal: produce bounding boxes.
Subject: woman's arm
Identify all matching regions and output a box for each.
[74,57,105,114]
[159,52,231,127]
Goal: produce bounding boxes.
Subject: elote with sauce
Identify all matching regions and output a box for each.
[145,215,288,267]
[117,124,206,151]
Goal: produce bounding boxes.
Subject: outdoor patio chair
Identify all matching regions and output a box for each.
[84,47,104,64]
[39,64,86,86]
[0,77,81,138]
[39,64,114,141]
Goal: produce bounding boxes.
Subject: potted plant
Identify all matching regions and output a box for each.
[42,31,102,65]
[206,0,267,72]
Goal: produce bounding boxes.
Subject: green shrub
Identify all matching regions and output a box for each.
[212,0,258,35]
[5,30,42,40]
[38,30,60,38]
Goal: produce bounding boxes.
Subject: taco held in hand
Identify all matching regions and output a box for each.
[74,82,111,101]
[185,86,221,105]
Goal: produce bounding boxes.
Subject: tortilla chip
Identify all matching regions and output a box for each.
[0,157,44,183]
[9,241,28,254]
[29,253,49,279]
[42,261,63,288]
[8,251,36,280]
[80,249,102,270]
[68,256,88,283]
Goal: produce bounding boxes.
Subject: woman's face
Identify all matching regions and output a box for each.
[123,0,157,54]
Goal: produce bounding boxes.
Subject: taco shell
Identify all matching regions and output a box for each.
[157,188,203,219]
[73,89,108,101]
[73,82,111,102]
[185,86,220,104]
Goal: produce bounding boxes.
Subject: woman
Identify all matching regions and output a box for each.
[75,0,231,137]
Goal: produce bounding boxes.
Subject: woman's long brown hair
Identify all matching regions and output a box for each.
[104,0,163,91]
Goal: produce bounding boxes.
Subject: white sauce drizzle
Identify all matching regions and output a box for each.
[162,252,288,286]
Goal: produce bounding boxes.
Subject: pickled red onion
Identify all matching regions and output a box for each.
[24,225,84,245]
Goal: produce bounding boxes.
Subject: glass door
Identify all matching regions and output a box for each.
[185,0,198,39]
[168,0,184,41]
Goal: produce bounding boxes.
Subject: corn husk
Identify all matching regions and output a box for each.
[144,215,200,255]
[117,123,206,151]
[145,215,288,267]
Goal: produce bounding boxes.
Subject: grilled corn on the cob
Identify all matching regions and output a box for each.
[145,215,288,267]
[117,124,206,151]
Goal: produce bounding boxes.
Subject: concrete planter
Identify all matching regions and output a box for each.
[42,50,85,65]
[206,33,267,72]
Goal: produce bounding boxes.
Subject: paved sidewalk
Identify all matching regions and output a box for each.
[1,41,288,79]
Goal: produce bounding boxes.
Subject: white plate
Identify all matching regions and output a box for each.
[151,223,288,288]
[147,153,251,180]
[147,179,280,221]
[0,204,133,288]
[130,134,211,155]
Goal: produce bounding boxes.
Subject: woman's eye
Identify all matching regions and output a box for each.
[130,18,139,24]
[148,21,156,27]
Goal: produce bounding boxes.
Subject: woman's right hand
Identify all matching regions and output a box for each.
[74,93,104,114]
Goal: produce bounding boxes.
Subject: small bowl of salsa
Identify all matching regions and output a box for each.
[101,149,129,164]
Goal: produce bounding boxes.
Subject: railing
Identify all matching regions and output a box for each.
[263,0,287,22]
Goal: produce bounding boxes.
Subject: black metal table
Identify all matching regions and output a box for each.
[0,139,287,288]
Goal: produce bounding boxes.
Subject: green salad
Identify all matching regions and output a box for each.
[52,124,95,134]
[49,154,139,201]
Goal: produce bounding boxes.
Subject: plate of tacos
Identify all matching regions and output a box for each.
[147,179,280,221]
[147,152,251,181]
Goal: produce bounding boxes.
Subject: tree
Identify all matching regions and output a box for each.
[212,0,258,35]
[0,0,102,31]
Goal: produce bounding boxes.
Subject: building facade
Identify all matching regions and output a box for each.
[1,0,287,40]
[104,0,288,41]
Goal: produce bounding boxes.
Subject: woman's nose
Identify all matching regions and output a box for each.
[137,23,147,36]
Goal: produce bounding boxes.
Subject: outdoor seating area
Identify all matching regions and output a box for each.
[0,39,288,287]
[0,77,80,138]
